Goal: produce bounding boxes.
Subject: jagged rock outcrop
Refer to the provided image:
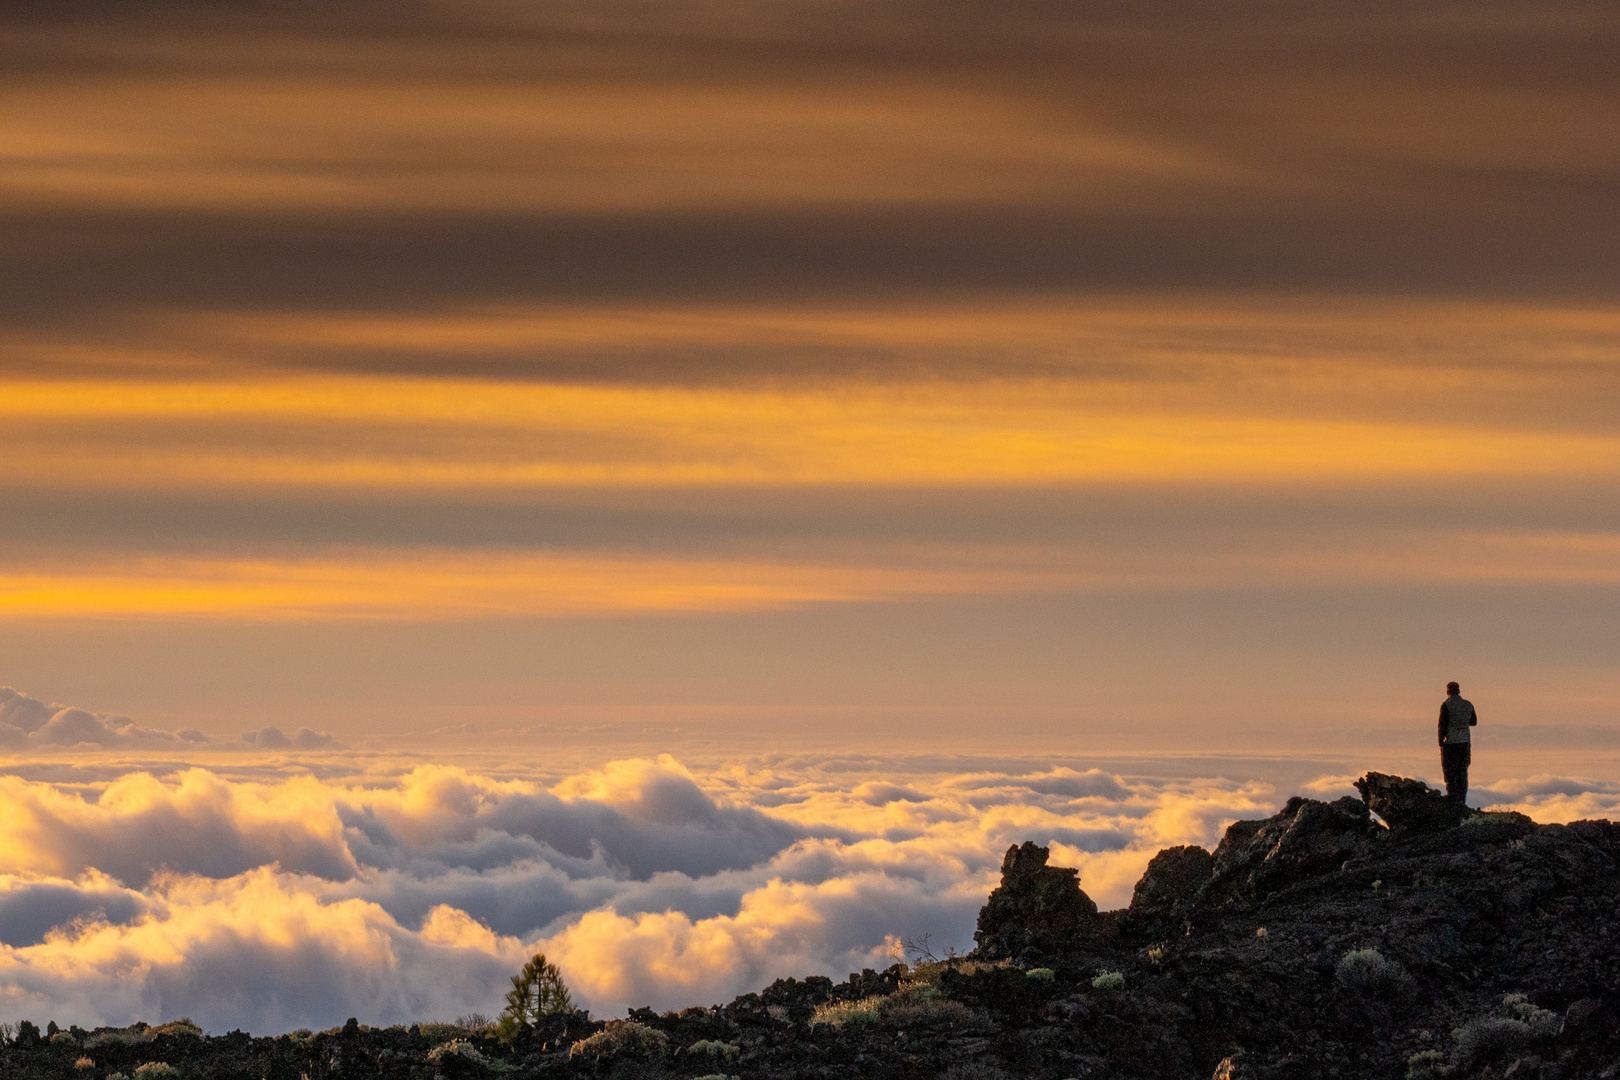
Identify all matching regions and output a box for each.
[1354,771,1470,832]
[1126,844,1214,936]
[973,840,1100,960]
[1204,794,1380,905]
[1131,844,1214,913]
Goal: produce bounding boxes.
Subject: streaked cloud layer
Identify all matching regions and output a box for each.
[0,0,1615,868]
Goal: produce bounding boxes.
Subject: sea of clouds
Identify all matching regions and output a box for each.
[1,686,1617,1034]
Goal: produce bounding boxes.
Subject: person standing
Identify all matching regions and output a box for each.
[1438,681,1478,802]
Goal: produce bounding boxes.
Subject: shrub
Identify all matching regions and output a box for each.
[686,1039,741,1060]
[1406,1049,1453,1079]
[1026,968,1055,982]
[133,1065,179,1079]
[811,997,885,1028]
[426,1039,487,1065]
[1091,971,1125,991]
[900,958,1007,991]
[885,997,976,1027]
[1501,993,1558,1034]
[1146,945,1166,966]
[1461,811,1533,828]
[74,1057,95,1070]
[1334,948,1413,996]
[940,1064,1015,1080]
[1453,1018,1537,1066]
[51,1031,78,1046]
[1450,996,1557,1068]
[567,1020,667,1059]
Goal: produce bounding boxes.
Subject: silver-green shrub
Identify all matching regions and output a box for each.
[426,1038,486,1065]
[811,997,885,1028]
[1501,993,1558,1034]
[686,1039,741,1060]
[1091,970,1125,991]
[1451,994,1558,1067]
[1334,948,1413,996]
[1406,1049,1453,1079]
[567,1020,668,1059]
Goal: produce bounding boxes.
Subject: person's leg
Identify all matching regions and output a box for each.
[1456,744,1470,804]
[1441,745,1463,799]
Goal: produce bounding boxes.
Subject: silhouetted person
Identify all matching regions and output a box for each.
[1438,681,1478,802]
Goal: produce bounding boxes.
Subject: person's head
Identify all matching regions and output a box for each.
[1446,681,1460,695]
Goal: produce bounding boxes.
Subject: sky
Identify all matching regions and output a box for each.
[0,0,1617,1032]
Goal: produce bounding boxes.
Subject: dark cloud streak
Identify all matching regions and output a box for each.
[3,0,1618,354]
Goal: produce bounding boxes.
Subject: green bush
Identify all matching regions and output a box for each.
[810,997,885,1028]
[1406,1049,1453,1079]
[1500,993,1558,1033]
[132,1065,179,1079]
[1334,948,1413,997]
[884,998,976,1027]
[1453,1018,1535,1066]
[426,1038,487,1065]
[686,1039,741,1060]
[1025,968,1055,982]
[567,1020,668,1059]
[1461,811,1533,828]
[1091,971,1125,991]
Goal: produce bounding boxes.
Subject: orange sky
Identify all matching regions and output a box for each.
[0,0,1616,753]
[2,1,1620,1035]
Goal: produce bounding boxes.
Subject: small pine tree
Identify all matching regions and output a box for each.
[501,953,573,1031]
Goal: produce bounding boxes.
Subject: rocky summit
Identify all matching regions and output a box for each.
[8,772,1620,1080]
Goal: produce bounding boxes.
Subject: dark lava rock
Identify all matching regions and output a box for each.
[974,841,1100,961]
[1355,770,1469,832]
[1131,845,1215,915]
[1205,794,1379,905]
[1126,844,1214,938]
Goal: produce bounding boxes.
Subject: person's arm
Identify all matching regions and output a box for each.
[1470,703,1478,728]
[1439,703,1448,746]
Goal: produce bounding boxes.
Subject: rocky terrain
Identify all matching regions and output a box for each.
[7,772,1620,1080]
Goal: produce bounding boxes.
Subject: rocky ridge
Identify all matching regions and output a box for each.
[5,772,1619,1080]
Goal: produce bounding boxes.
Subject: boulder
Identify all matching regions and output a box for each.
[1129,845,1214,917]
[1354,772,1468,832]
[1205,796,1379,904]
[974,841,1100,961]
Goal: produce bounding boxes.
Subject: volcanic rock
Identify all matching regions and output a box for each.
[1354,770,1469,832]
[1204,794,1380,905]
[973,840,1100,960]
